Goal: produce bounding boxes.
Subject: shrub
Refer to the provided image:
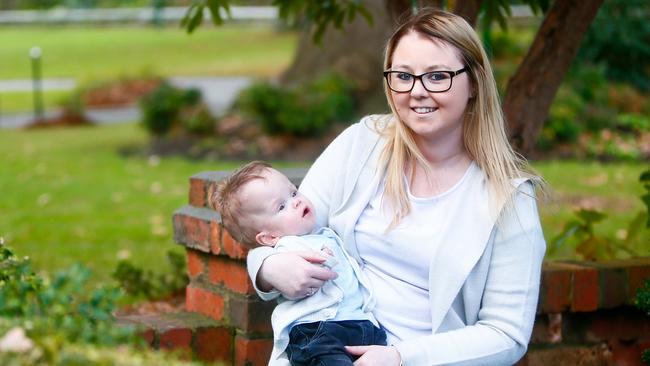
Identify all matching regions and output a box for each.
[140,82,215,137]
[548,169,650,260]
[576,0,650,91]
[238,73,356,137]
[112,250,187,300]
[0,245,198,365]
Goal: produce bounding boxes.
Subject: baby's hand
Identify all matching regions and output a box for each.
[319,246,338,269]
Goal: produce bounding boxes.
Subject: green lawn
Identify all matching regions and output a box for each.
[535,160,649,259]
[1,123,647,286]
[0,123,245,284]
[0,90,70,113]
[0,24,297,80]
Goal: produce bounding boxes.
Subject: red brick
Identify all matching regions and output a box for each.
[184,215,210,252]
[194,326,233,363]
[530,313,562,345]
[159,328,192,351]
[186,285,224,321]
[210,221,223,255]
[208,257,254,295]
[227,296,274,333]
[599,265,628,309]
[189,177,206,207]
[584,308,650,342]
[223,229,249,259]
[626,261,650,304]
[540,263,572,313]
[234,335,273,366]
[186,249,204,278]
[173,213,185,243]
[140,328,155,346]
[607,339,644,366]
[571,266,599,312]
[521,344,609,366]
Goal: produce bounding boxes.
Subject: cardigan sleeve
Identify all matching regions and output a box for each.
[394,182,546,365]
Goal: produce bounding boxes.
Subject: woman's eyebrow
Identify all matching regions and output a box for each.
[390,64,452,71]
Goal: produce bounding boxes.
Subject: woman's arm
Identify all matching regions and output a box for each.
[246,122,363,299]
[389,183,545,365]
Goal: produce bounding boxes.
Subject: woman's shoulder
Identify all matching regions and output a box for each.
[326,114,390,153]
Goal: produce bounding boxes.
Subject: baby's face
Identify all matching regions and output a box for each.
[239,168,316,245]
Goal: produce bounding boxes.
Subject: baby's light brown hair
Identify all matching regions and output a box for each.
[209,160,271,247]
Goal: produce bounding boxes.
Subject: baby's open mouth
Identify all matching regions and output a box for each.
[302,207,310,217]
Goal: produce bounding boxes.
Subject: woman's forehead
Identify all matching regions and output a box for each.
[392,31,462,66]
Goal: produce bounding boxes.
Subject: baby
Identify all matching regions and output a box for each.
[211,161,386,366]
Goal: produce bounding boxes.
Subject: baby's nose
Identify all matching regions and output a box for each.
[292,197,301,208]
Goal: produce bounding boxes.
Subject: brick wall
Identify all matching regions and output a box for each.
[167,169,650,366]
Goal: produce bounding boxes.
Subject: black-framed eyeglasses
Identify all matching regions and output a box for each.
[383,67,468,93]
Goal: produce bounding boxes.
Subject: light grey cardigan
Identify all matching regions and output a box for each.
[248,116,546,366]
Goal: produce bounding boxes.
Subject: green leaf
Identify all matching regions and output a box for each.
[576,209,607,224]
[181,4,205,34]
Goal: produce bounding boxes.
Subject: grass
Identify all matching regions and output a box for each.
[0,90,70,114]
[0,24,297,80]
[1,123,647,286]
[535,160,649,259]
[0,123,246,284]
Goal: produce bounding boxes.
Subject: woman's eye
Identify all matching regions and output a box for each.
[396,72,413,81]
[427,72,449,82]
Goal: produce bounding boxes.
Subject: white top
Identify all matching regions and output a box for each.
[355,162,478,344]
[248,116,546,366]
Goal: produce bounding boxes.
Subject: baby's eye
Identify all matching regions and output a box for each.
[291,191,297,197]
[278,203,286,212]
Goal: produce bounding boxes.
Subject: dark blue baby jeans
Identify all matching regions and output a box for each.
[286,319,387,366]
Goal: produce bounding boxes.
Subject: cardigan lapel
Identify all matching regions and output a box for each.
[427,171,501,333]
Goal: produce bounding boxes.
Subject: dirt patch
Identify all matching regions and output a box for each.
[129,114,348,162]
[115,293,185,317]
[24,110,92,129]
[83,78,162,107]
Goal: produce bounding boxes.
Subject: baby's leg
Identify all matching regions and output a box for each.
[286,320,386,366]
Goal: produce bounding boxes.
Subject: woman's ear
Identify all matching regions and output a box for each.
[255,231,279,247]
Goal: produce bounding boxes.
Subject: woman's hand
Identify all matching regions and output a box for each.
[257,251,337,300]
[346,345,401,366]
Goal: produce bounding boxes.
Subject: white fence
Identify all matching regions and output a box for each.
[0,6,278,25]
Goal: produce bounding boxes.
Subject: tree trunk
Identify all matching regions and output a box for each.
[452,0,483,26]
[279,0,394,115]
[503,0,604,154]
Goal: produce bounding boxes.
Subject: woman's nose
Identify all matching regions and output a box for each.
[411,77,428,97]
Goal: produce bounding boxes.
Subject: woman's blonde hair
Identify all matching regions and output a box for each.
[378,8,536,227]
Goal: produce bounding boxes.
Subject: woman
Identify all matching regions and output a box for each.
[247,8,545,366]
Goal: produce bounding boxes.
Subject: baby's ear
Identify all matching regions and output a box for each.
[255,231,279,247]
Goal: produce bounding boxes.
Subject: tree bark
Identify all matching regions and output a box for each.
[503,0,604,154]
[452,0,483,26]
[279,0,392,116]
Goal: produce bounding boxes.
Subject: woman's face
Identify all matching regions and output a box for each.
[388,31,472,146]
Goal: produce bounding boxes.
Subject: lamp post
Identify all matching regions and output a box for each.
[30,46,44,121]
